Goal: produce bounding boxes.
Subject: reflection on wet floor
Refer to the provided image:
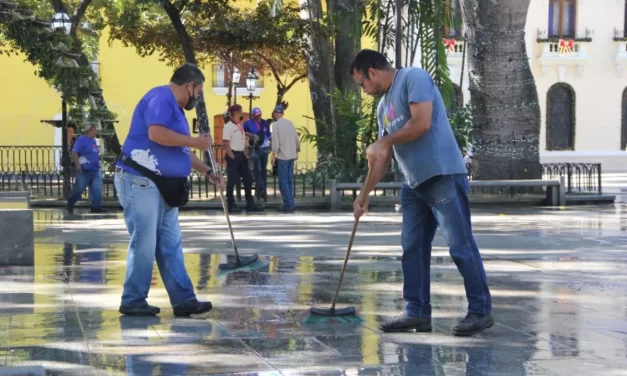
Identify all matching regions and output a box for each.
[2,206,627,375]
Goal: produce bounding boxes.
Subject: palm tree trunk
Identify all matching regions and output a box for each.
[461,0,541,179]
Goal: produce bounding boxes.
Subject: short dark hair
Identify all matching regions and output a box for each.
[349,49,393,76]
[170,63,205,85]
[228,104,242,114]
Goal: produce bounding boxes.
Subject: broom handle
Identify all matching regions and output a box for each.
[330,166,373,311]
[206,145,241,265]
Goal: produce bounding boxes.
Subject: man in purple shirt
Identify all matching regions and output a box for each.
[114,63,224,317]
[66,122,105,214]
[243,107,271,201]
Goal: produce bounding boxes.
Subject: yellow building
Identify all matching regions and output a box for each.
[0,0,379,170]
[0,30,320,165]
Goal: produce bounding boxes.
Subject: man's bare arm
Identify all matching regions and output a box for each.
[190,152,210,175]
[381,102,432,146]
[224,140,235,159]
[148,125,202,148]
[358,149,392,203]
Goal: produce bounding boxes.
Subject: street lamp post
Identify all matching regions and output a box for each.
[52,11,72,199]
[245,68,259,116]
[232,67,241,105]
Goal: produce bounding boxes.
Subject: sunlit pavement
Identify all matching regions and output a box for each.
[2,204,627,375]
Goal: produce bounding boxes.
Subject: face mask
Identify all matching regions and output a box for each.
[240,115,244,121]
[184,84,199,111]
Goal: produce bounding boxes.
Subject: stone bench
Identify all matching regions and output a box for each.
[327,177,566,211]
[0,192,34,266]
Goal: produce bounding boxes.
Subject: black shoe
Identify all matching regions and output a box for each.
[246,204,264,212]
[277,207,294,213]
[66,203,74,214]
[453,313,494,337]
[228,206,242,214]
[119,303,160,316]
[379,313,432,333]
[173,299,213,317]
[91,207,108,213]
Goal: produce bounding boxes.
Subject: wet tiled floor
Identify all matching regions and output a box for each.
[2,204,627,375]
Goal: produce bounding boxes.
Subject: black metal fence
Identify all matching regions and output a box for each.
[542,163,602,194]
[0,145,62,172]
[0,146,604,199]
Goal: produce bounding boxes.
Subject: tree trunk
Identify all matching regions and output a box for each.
[163,0,210,136]
[50,0,122,163]
[461,0,541,180]
[305,0,336,162]
[333,0,362,165]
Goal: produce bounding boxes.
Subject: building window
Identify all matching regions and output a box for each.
[546,83,576,151]
[445,0,463,37]
[548,0,576,38]
[622,87,627,150]
[211,64,264,89]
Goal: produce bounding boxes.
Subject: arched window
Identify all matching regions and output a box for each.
[549,0,576,38]
[546,83,576,151]
[622,87,627,150]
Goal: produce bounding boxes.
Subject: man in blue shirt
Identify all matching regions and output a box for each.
[350,50,493,337]
[66,122,105,214]
[114,63,224,317]
[243,107,271,201]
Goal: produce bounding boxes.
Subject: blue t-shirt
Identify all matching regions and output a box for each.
[377,67,467,188]
[117,85,192,178]
[72,135,100,172]
[243,118,271,148]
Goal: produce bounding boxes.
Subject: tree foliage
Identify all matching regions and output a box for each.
[0,0,116,123]
[106,0,309,109]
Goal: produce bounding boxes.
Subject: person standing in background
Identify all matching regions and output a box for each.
[243,107,271,201]
[270,105,300,213]
[223,104,263,214]
[66,122,106,214]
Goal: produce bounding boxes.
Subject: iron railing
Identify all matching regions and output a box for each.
[0,145,63,172]
[542,163,602,194]
[0,146,604,198]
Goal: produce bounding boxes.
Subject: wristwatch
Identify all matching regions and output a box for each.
[205,166,214,177]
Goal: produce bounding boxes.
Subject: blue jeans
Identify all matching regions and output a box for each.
[114,170,196,308]
[251,147,269,197]
[277,159,295,209]
[67,170,102,209]
[401,174,491,318]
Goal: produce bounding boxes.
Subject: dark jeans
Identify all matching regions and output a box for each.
[226,151,254,208]
[277,159,295,209]
[251,146,269,198]
[67,170,102,209]
[400,174,491,318]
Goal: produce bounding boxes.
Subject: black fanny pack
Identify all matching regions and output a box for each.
[119,154,189,208]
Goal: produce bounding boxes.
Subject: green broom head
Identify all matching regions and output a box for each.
[217,257,268,278]
[300,306,364,324]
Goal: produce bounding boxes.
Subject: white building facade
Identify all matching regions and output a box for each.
[409,0,627,171]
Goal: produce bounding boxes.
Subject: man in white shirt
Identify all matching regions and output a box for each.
[270,105,300,213]
[223,104,263,213]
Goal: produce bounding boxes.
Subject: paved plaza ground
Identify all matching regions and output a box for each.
[2,199,627,375]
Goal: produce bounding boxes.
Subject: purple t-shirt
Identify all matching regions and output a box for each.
[117,85,192,178]
[72,135,100,172]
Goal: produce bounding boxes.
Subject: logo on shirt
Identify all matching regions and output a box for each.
[131,149,160,174]
[384,102,405,130]
[384,103,395,128]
